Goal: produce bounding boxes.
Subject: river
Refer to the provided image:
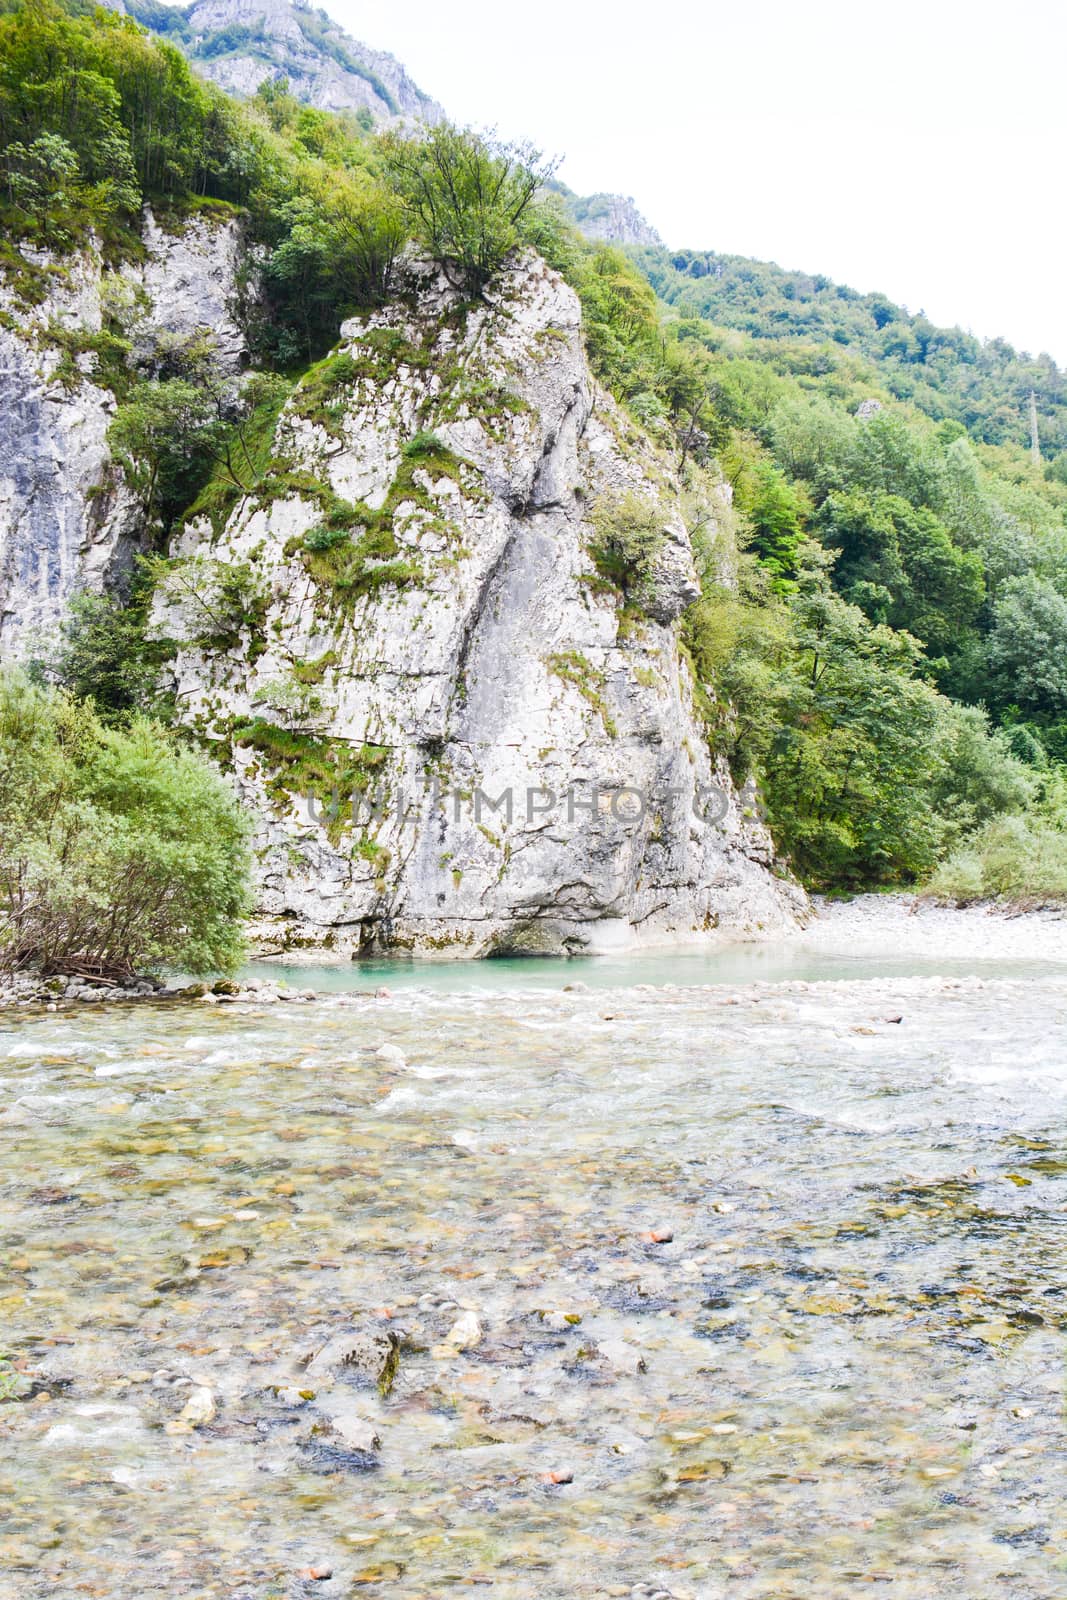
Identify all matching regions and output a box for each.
[2,909,1066,1597]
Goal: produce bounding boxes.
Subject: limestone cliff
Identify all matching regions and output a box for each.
[561,192,665,249]
[119,0,445,125]
[0,258,137,653]
[150,251,804,955]
[0,210,245,653]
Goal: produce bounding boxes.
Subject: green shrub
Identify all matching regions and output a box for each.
[588,491,665,611]
[291,650,339,685]
[258,178,407,361]
[303,523,352,552]
[929,702,1036,845]
[296,518,421,611]
[31,583,167,725]
[926,816,1067,906]
[402,430,447,459]
[686,548,953,887]
[0,669,251,977]
[112,371,290,533]
[290,351,360,438]
[151,556,268,655]
[233,720,389,840]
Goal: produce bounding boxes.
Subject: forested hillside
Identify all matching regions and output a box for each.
[620,245,1067,755]
[3,0,1067,915]
[635,246,1067,459]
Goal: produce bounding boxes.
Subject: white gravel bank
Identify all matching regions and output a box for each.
[794,892,1067,964]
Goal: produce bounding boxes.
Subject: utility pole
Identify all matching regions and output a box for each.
[1030,390,1041,466]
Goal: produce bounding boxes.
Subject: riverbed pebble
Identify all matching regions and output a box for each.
[178,1387,216,1427]
[446,1311,482,1349]
[374,1043,407,1066]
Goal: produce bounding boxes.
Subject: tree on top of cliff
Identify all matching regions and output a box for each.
[381,124,558,292]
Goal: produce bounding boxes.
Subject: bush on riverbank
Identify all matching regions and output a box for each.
[924,814,1067,907]
[0,668,251,977]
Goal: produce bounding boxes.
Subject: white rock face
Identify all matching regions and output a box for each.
[0,257,139,655]
[0,212,246,655]
[568,193,665,248]
[139,206,247,374]
[179,0,445,124]
[154,252,806,955]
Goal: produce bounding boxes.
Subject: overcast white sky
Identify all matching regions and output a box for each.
[328,0,1067,362]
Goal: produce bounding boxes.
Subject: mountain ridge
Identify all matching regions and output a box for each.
[118,0,446,122]
[556,188,664,248]
[121,0,1064,412]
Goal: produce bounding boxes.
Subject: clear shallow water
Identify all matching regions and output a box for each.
[244,945,1067,993]
[2,974,1067,1598]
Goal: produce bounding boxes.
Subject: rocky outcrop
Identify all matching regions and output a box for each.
[565,193,665,249]
[0,257,139,654]
[152,251,804,956]
[139,206,247,375]
[0,211,246,654]
[1,209,803,957]
[121,0,445,125]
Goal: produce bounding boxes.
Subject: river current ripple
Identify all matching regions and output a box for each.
[1,972,1066,1598]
